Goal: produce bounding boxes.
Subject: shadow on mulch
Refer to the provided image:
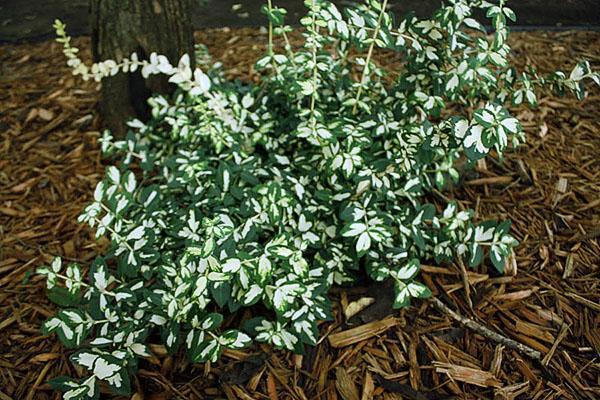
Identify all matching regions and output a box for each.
[0,29,599,399]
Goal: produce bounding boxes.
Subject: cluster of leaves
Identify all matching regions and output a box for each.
[41,1,598,398]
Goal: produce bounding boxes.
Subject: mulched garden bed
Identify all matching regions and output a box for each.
[0,28,599,400]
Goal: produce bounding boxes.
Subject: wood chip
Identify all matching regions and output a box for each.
[335,368,359,400]
[328,317,400,348]
[361,371,375,400]
[434,362,502,388]
[542,324,571,366]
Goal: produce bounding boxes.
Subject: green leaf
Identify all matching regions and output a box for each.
[220,330,251,349]
[51,257,62,273]
[468,243,484,267]
[210,282,231,308]
[490,245,506,273]
[123,171,136,193]
[356,231,371,254]
[46,286,81,307]
[407,282,431,298]
[503,7,516,22]
[341,222,367,237]
[201,313,223,331]
[50,376,98,400]
[107,166,120,184]
[396,259,420,281]
[473,109,495,128]
[242,284,263,305]
[222,258,241,273]
[194,338,221,363]
[393,286,410,309]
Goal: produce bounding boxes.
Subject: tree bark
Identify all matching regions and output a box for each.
[90,0,194,137]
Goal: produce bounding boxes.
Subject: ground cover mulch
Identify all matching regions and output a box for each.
[0,28,599,400]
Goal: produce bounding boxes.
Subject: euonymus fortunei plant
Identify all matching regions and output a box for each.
[39,1,598,398]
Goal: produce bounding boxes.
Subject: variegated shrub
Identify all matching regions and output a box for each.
[39,1,598,398]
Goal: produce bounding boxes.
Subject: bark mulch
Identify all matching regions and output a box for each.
[0,29,599,400]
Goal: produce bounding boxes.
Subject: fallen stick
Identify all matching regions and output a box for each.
[465,176,513,186]
[430,297,542,361]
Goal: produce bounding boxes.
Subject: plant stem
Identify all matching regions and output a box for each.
[352,0,389,115]
[93,218,135,253]
[100,203,133,224]
[265,0,281,77]
[267,0,274,56]
[56,273,90,288]
[309,0,319,126]
[281,31,297,69]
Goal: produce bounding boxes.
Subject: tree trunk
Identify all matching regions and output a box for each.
[90,0,194,137]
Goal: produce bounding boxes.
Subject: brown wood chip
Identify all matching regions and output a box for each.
[434,362,502,388]
[328,317,400,348]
